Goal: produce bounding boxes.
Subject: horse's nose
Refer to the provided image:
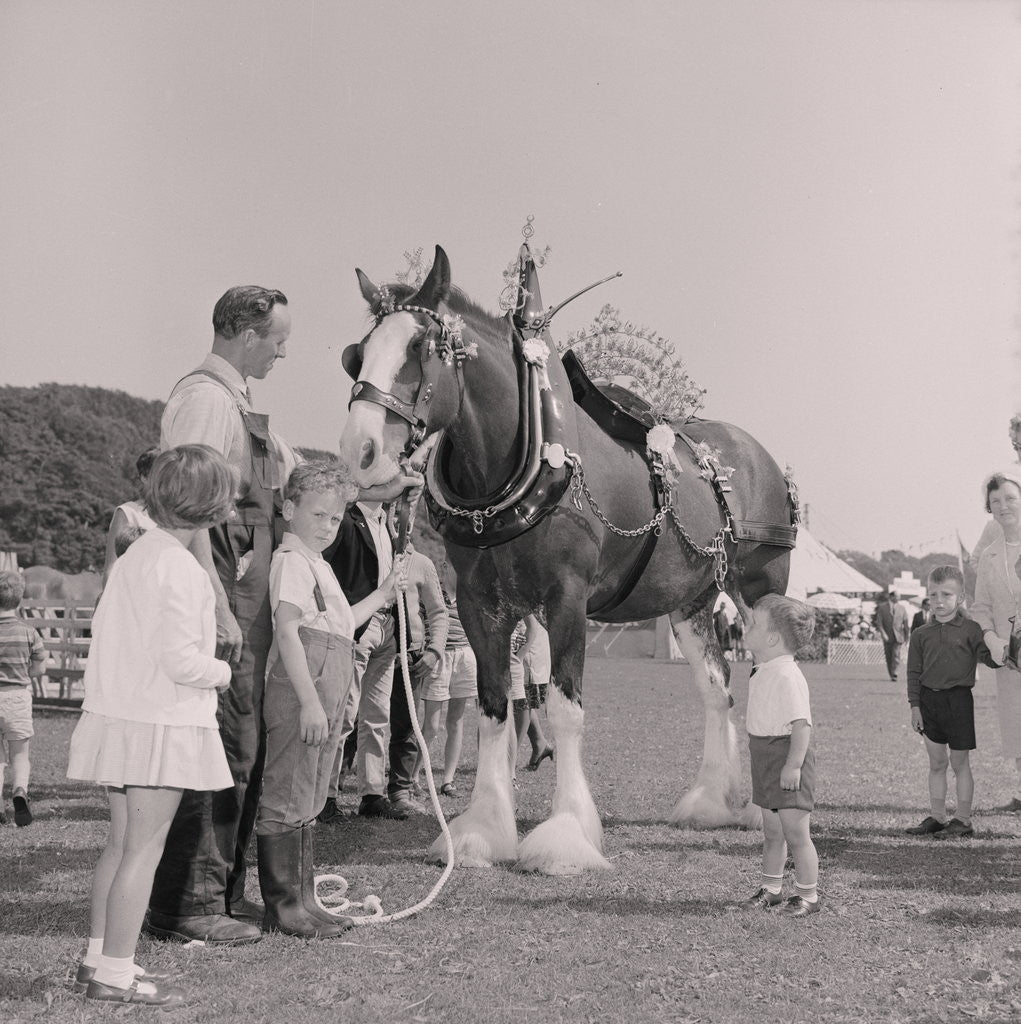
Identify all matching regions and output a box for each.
[358,436,378,472]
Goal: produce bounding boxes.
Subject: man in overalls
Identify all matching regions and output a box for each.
[146,286,418,944]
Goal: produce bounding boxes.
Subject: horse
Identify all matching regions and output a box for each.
[21,565,102,608]
[338,245,797,875]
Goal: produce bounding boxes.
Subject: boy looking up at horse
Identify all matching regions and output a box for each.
[256,462,404,938]
[740,594,821,916]
[0,570,48,827]
[904,565,996,840]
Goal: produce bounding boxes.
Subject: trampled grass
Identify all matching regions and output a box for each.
[2,660,1020,1023]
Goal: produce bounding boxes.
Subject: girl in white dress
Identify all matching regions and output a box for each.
[67,445,236,1008]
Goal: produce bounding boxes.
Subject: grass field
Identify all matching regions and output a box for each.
[2,659,1021,1023]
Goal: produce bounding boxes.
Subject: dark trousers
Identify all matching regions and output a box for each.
[149,526,273,919]
[883,639,902,680]
[386,651,424,800]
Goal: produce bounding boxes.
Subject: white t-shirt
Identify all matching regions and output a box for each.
[356,502,393,585]
[83,528,230,727]
[745,654,812,737]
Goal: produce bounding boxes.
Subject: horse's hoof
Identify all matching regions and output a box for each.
[515,812,613,875]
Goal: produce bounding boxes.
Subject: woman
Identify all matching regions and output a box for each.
[971,469,1021,810]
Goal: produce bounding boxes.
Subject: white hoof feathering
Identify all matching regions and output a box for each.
[516,688,611,874]
[427,714,517,867]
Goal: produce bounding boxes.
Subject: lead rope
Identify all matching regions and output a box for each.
[313,558,457,925]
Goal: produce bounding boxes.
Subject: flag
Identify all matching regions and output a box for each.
[956,531,969,575]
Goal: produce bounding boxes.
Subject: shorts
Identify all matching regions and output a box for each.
[749,734,815,812]
[0,688,34,759]
[919,685,975,750]
[421,646,477,702]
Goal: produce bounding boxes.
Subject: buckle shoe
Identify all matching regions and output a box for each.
[84,977,187,1007]
[781,893,824,917]
[905,815,946,835]
[73,963,171,994]
[738,887,783,909]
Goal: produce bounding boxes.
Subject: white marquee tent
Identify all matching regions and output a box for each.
[786,527,882,600]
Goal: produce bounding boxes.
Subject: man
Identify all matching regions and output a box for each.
[320,500,406,819]
[876,589,911,682]
[386,541,448,813]
[148,287,418,944]
[911,598,931,633]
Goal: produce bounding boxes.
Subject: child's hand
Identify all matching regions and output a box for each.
[214,661,232,690]
[780,764,802,791]
[411,649,440,683]
[379,564,407,601]
[300,701,329,747]
[910,707,924,734]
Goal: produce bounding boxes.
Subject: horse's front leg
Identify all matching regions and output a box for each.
[668,602,759,828]
[427,611,518,868]
[516,600,612,875]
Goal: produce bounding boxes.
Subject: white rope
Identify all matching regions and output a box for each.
[314,560,457,925]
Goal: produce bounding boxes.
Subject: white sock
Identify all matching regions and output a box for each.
[795,881,818,904]
[761,873,784,895]
[93,954,137,990]
[82,937,104,968]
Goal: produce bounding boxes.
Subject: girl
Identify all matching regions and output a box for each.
[67,445,236,1007]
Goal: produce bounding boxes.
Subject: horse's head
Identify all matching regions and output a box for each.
[340,245,471,487]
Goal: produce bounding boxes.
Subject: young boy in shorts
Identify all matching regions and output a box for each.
[904,565,996,839]
[0,570,48,826]
[740,593,821,917]
[256,462,404,938]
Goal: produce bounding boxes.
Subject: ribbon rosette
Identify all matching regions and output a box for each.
[646,423,676,458]
[522,338,549,366]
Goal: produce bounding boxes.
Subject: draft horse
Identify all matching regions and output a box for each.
[339,245,797,874]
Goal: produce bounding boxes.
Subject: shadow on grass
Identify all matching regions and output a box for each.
[493,892,724,917]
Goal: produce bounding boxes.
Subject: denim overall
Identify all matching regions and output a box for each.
[258,618,355,833]
[150,369,277,919]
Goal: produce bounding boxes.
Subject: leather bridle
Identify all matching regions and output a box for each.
[342,301,469,456]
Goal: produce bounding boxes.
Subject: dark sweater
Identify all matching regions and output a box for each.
[906,610,997,707]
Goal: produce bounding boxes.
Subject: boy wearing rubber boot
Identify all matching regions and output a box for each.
[904,566,996,840]
[257,463,404,937]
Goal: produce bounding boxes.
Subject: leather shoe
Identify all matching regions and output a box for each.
[144,910,262,945]
[85,977,187,1007]
[358,795,408,820]
[932,817,974,839]
[781,893,824,917]
[228,897,265,925]
[316,798,345,824]
[12,788,32,827]
[73,963,171,994]
[905,815,946,835]
[737,887,783,909]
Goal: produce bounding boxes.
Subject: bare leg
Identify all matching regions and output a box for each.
[414,699,446,786]
[7,737,30,793]
[922,737,949,821]
[778,808,818,892]
[443,698,469,787]
[103,787,183,958]
[949,748,974,822]
[760,807,788,879]
[89,787,128,942]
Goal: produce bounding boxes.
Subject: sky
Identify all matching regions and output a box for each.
[2,0,1020,557]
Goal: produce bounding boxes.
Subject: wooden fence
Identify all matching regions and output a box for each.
[22,601,92,709]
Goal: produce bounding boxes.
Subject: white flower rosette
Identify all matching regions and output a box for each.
[646,422,684,487]
[522,337,552,389]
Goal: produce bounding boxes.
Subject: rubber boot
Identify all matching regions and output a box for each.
[257,830,348,938]
[301,823,355,930]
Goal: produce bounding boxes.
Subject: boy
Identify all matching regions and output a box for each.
[904,565,996,839]
[256,463,403,938]
[740,593,821,917]
[0,570,48,826]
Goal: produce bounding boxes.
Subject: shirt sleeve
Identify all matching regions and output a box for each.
[906,630,923,705]
[161,382,237,456]
[156,550,231,689]
[270,551,316,626]
[783,668,812,729]
[419,558,448,657]
[28,627,46,662]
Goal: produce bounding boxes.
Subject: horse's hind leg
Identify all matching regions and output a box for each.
[516,600,612,875]
[668,601,759,828]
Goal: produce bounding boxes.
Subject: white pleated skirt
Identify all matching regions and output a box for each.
[67,712,233,791]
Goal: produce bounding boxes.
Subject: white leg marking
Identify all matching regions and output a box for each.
[668,616,757,829]
[516,687,612,875]
[427,714,518,867]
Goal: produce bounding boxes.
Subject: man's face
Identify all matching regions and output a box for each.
[246,304,291,379]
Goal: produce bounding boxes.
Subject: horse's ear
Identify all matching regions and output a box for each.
[410,245,451,308]
[356,268,380,309]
